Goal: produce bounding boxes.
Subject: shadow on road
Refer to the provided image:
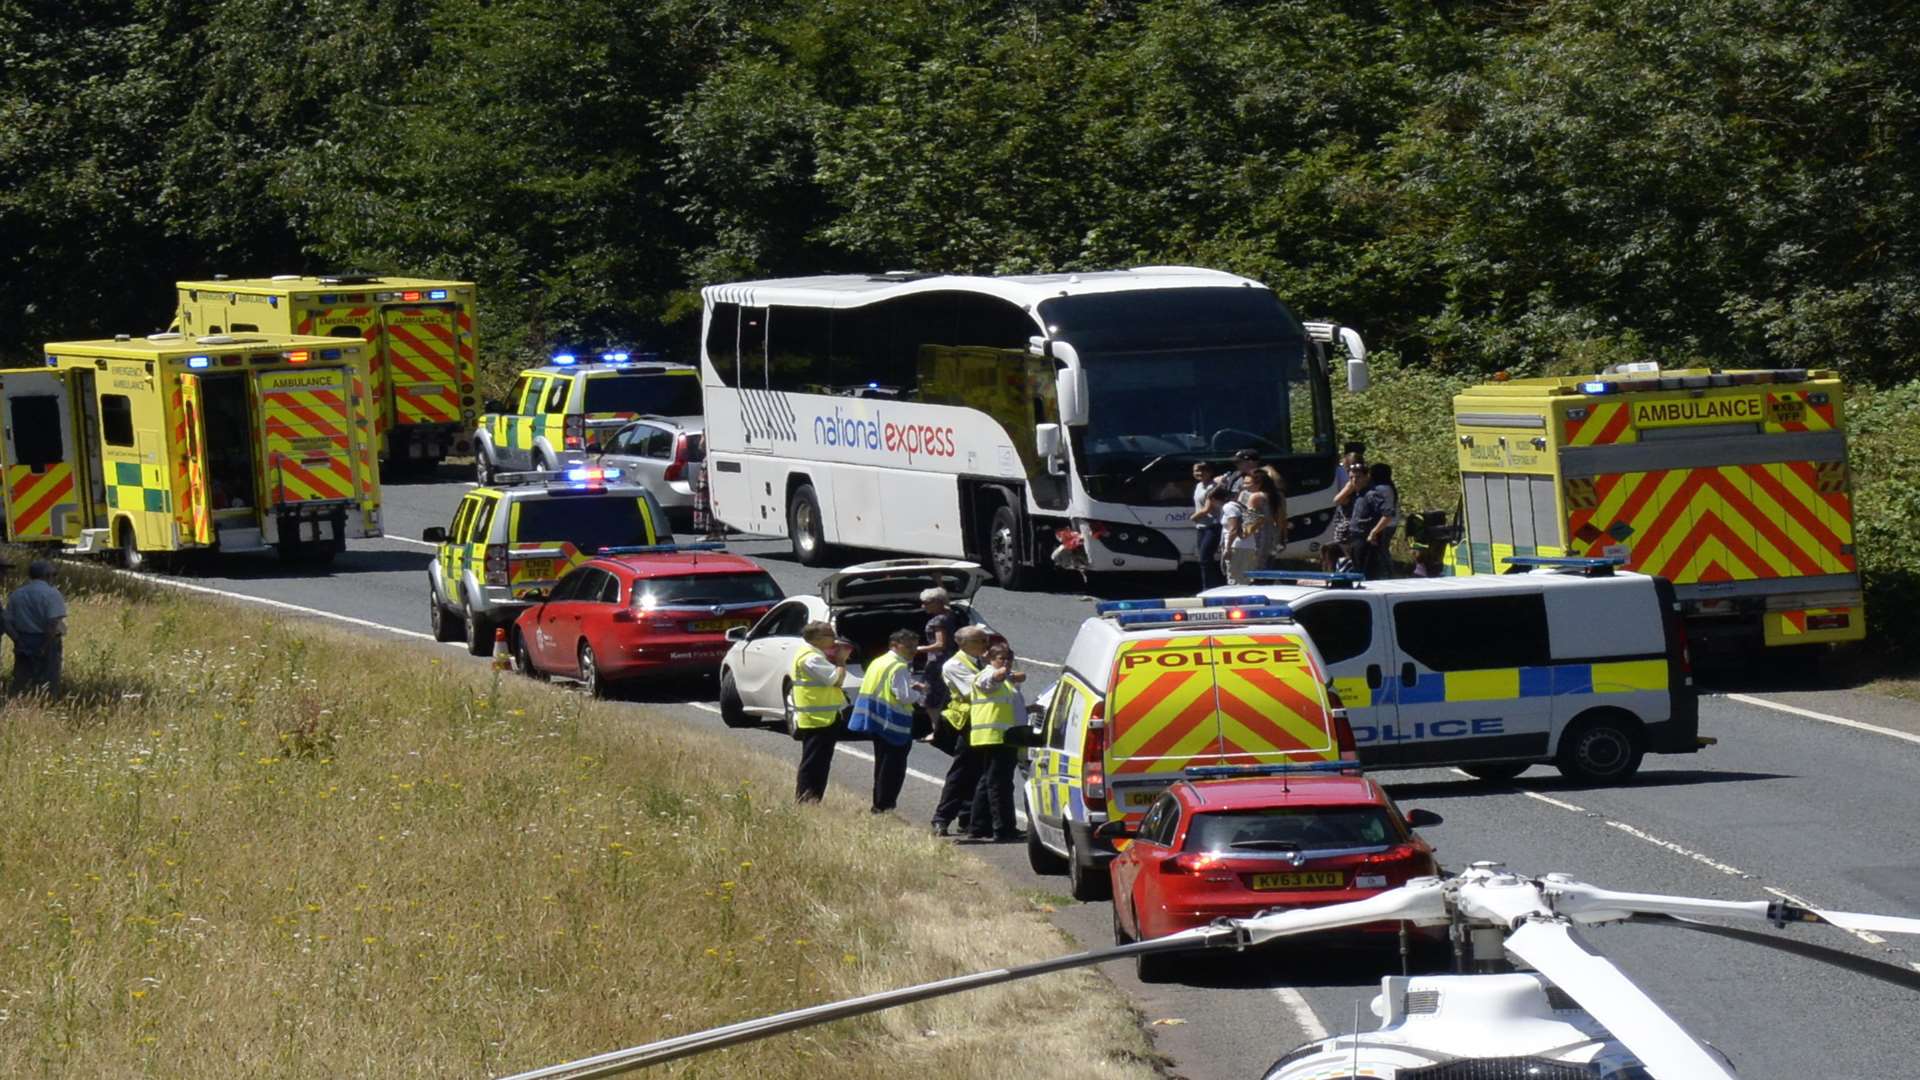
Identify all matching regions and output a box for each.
[162,547,433,581]
[1380,768,1792,804]
[1168,939,1411,991]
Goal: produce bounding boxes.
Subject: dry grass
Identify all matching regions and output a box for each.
[0,560,1162,1078]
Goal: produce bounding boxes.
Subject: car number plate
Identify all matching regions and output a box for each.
[1121,790,1159,809]
[1250,871,1344,890]
[688,618,750,632]
[515,558,555,580]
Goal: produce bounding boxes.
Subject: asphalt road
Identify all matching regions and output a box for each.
[134,471,1920,1080]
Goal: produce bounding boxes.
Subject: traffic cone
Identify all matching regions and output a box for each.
[492,626,512,672]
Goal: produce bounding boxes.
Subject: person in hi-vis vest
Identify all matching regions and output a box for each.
[968,642,1026,841]
[849,628,926,814]
[930,626,991,837]
[790,621,850,803]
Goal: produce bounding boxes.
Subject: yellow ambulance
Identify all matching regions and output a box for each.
[175,273,478,469]
[0,333,381,567]
[1447,365,1863,650]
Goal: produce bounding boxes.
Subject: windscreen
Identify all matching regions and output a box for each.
[1183,807,1399,853]
[513,496,656,551]
[634,573,780,607]
[583,373,704,416]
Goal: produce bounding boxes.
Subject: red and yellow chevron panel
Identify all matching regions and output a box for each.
[1566,462,1855,584]
[384,307,463,430]
[5,464,75,539]
[261,382,355,504]
[1563,401,1637,446]
[1106,633,1335,777]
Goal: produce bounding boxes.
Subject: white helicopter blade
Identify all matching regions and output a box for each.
[1545,879,1920,936]
[1233,877,1449,946]
[1505,920,1736,1080]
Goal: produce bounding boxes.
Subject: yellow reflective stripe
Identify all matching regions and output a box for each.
[1591,659,1667,693]
[1331,676,1372,709]
[1444,668,1520,702]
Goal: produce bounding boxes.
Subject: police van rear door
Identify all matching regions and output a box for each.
[1290,593,1402,765]
[0,370,86,542]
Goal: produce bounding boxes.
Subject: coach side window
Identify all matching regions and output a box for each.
[766,306,838,393]
[705,302,740,388]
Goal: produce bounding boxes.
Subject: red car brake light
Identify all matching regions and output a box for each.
[663,433,690,483]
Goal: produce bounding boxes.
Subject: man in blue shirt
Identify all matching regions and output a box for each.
[8,560,68,694]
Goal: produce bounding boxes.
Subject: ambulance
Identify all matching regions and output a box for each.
[1022,599,1351,901]
[1206,562,1702,785]
[175,274,479,468]
[0,333,381,567]
[1445,365,1863,650]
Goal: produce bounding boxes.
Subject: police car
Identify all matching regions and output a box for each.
[1204,557,1702,783]
[1023,599,1352,902]
[473,353,703,482]
[422,466,671,656]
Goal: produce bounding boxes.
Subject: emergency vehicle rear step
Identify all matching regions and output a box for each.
[216,525,272,552]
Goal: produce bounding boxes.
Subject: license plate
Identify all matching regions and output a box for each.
[1121,790,1159,809]
[516,558,555,580]
[688,618,749,632]
[1250,871,1344,890]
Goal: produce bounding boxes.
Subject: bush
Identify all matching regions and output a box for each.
[1844,382,1920,661]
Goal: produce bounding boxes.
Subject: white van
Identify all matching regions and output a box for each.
[1203,559,1702,783]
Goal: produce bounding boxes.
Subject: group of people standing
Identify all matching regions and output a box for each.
[1191,444,1399,585]
[787,588,1025,842]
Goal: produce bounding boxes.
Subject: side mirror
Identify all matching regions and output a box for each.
[725,625,749,642]
[1034,422,1063,473]
[1347,357,1371,393]
[521,590,546,603]
[1052,346,1088,426]
[1405,808,1443,829]
[421,526,447,543]
[1093,820,1135,841]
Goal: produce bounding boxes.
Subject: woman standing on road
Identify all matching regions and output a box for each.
[1222,469,1277,586]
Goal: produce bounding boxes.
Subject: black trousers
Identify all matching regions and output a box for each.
[1195,525,1224,591]
[932,746,984,828]
[870,738,911,812]
[970,745,1019,837]
[795,728,836,803]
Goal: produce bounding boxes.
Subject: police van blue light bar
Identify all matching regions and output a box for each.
[1503,554,1623,576]
[563,466,622,483]
[428,289,448,300]
[186,355,212,369]
[1112,604,1291,627]
[596,542,727,556]
[1244,570,1364,589]
[1096,595,1273,614]
[552,353,577,365]
[1184,761,1356,781]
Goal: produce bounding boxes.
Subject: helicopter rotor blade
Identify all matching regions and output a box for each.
[496,923,1237,1080]
[1234,878,1450,945]
[1546,880,1920,936]
[1503,920,1738,1080]
[1627,914,1920,993]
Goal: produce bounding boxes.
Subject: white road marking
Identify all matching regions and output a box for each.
[1727,693,1920,748]
[1447,770,1590,813]
[382,535,439,548]
[1763,886,1920,972]
[1603,820,1752,878]
[116,570,448,644]
[1274,987,1329,1042]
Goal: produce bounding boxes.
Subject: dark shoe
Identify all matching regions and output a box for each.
[931,821,950,837]
[966,832,993,841]
[992,830,1026,843]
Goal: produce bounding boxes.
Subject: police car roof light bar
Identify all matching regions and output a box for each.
[597,542,728,556]
[1094,595,1274,614]
[1183,761,1357,781]
[1111,604,1292,628]
[1503,555,1624,577]
[1244,570,1365,589]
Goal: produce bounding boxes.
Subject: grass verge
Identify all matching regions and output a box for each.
[0,560,1162,1078]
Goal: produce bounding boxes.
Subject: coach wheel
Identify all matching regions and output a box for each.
[1556,711,1646,784]
[987,502,1040,591]
[718,670,753,728]
[118,521,145,572]
[1066,829,1110,902]
[788,484,830,567]
[1459,762,1529,783]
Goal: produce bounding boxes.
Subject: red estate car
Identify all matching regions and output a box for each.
[511,543,782,696]
[1107,771,1442,981]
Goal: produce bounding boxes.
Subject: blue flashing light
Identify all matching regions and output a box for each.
[1245,570,1365,589]
[601,351,630,363]
[868,381,879,389]
[268,296,279,308]
[1112,604,1291,627]
[1096,595,1274,614]
[320,348,342,361]
[552,353,577,366]
[428,289,448,300]
[563,466,622,484]
[1184,761,1355,781]
[318,294,338,304]
[186,355,212,369]
[596,542,728,556]
[1503,554,1623,577]
[1579,380,1615,395]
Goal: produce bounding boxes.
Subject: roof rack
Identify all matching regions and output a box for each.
[1184,761,1358,781]
[1244,570,1365,589]
[1108,603,1293,629]
[1502,554,1624,577]
[597,542,726,556]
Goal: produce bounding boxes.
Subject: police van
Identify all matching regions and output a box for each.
[1022,599,1351,902]
[1204,558,1701,785]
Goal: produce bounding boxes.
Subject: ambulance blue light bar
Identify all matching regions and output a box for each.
[1580,380,1616,395]
[564,466,622,484]
[1184,761,1356,781]
[552,353,577,365]
[596,542,728,556]
[1244,570,1364,589]
[1096,595,1273,614]
[1503,554,1623,577]
[428,289,448,300]
[1112,604,1291,627]
[186,355,212,369]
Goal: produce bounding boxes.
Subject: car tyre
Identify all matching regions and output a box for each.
[430,587,464,643]
[1066,829,1110,902]
[512,629,545,680]
[475,448,495,486]
[987,502,1041,591]
[1131,904,1180,984]
[578,641,606,698]
[780,679,799,737]
[718,669,754,729]
[464,604,495,657]
[1459,762,1530,783]
[787,484,830,566]
[1555,710,1645,784]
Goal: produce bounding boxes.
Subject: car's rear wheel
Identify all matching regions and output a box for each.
[787,484,830,567]
[1132,903,1180,983]
[430,588,464,643]
[718,669,753,729]
[1025,793,1068,875]
[578,642,605,698]
[1066,829,1110,902]
[1556,710,1645,784]
[475,448,495,486]
[512,629,544,680]
[1460,762,1529,783]
[119,521,145,572]
[781,679,798,737]
[464,604,495,657]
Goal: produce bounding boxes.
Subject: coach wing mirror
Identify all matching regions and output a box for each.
[1053,359,1088,427]
[1342,327,1370,392]
[1405,808,1443,829]
[421,526,447,543]
[1035,423,1065,474]
[1093,820,1135,841]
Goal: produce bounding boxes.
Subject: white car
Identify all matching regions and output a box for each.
[716,559,990,733]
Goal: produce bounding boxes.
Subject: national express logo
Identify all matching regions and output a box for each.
[813,405,958,464]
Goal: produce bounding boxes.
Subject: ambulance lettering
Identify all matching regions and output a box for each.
[1350,718,1506,744]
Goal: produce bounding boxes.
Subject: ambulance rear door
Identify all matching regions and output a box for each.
[0,370,86,541]
[380,304,464,434]
[299,303,390,437]
[255,365,361,510]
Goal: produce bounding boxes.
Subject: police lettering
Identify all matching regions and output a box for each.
[1119,645,1302,671]
[1351,717,1505,743]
